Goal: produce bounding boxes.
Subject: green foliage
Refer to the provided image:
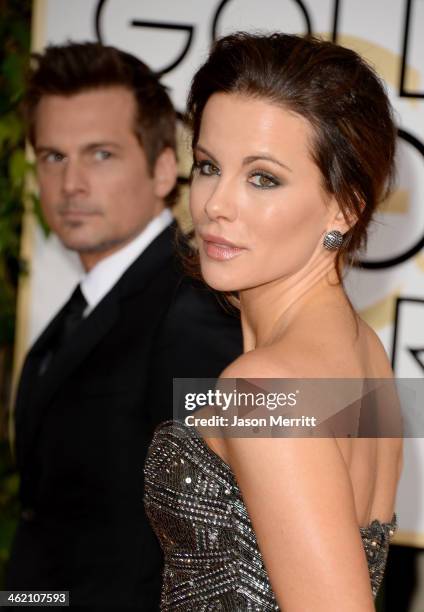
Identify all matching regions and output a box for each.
[0,0,33,588]
[0,440,19,587]
[0,0,33,399]
[0,0,30,344]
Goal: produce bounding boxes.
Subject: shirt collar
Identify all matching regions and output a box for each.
[80,208,173,313]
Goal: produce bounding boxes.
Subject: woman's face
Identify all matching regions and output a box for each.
[190,93,343,293]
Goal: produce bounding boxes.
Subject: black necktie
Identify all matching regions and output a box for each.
[38,285,87,376]
[56,285,87,348]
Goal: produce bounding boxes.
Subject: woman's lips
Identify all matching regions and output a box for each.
[201,234,245,261]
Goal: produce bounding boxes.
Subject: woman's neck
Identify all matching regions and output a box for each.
[239,258,344,351]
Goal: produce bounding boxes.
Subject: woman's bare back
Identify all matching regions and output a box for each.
[213,294,403,529]
[268,301,403,528]
[336,318,403,526]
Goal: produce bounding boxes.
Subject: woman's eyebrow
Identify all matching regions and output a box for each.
[194,144,219,164]
[194,145,292,173]
[242,154,292,172]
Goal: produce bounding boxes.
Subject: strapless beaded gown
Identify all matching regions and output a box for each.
[144,421,397,611]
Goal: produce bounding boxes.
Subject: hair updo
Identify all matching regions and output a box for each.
[187,32,397,276]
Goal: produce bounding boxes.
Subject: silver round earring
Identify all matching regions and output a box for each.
[323,230,344,250]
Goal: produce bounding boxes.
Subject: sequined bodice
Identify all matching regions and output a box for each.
[144,421,396,611]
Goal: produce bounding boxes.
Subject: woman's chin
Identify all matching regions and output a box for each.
[200,271,240,293]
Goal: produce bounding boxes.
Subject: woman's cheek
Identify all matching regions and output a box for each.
[189,181,208,220]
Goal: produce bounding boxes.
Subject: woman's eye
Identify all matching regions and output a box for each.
[249,172,279,189]
[193,160,220,176]
[94,150,112,161]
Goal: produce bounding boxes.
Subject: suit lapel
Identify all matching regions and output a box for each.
[14,296,75,435]
[28,306,67,357]
[33,290,120,410]
[17,223,177,462]
[15,289,121,467]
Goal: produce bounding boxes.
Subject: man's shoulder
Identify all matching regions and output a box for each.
[166,275,240,330]
[115,224,180,298]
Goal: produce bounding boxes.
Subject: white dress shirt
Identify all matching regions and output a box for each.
[80,208,173,316]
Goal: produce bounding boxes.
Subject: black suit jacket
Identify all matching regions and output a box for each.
[7,223,242,609]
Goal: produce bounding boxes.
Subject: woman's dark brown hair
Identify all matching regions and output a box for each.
[186,32,397,277]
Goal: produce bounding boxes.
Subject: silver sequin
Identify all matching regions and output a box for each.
[144,421,396,610]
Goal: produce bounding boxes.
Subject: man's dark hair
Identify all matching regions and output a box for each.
[25,41,178,204]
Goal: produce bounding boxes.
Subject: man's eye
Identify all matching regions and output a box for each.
[193,160,220,176]
[248,172,280,189]
[45,152,65,163]
[94,150,112,161]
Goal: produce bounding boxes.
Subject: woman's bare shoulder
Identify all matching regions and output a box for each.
[221,308,393,380]
[221,337,353,379]
[357,318,394,377]
[220,346,297,379]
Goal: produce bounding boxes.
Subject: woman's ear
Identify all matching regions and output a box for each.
[327,194,364,234]
[334,208,352,234]
[153,147,178,198]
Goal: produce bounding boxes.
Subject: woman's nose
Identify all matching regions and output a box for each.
[204,177,238,222]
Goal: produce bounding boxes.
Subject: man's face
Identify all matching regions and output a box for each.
[34,86,177,270]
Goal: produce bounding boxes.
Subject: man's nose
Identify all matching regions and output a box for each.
[61,159,88,197]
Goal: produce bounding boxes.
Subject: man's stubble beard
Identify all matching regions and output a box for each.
[58,217,148,256]
[54,200,117,254]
